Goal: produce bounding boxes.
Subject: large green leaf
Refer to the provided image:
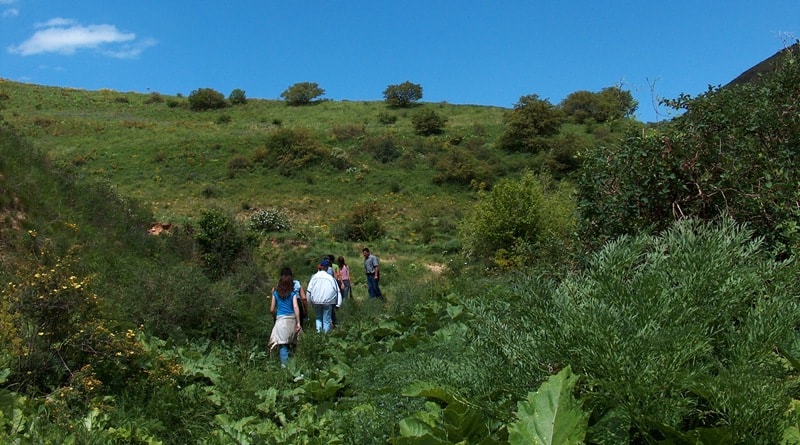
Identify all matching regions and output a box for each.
[393,387,504,445]
[508,366,589,445]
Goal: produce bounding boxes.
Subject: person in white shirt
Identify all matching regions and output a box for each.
[306,258,341,333]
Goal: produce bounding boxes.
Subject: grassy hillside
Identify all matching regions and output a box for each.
[2,64,800,443]
[0,81,508,225]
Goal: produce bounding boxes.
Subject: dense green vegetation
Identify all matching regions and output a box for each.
[0,46,799,444]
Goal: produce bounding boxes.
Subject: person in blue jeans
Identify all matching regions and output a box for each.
[362,247,383,299]
[269,274,302,365]
[306,258,341,333]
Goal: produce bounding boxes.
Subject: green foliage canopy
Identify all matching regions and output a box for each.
[497,94,565,153]
[459,172,576,268]
[559,86,637,123]
[195,209,247,279]
[383,81,423,107]
[228,88,247,105]
[262,126,331,173]
[331,201,385,242]
[187,87,229,111]
[577,49,800,253]
[280,82,325,105]
[468,218,800,443]
[411,108,447,136]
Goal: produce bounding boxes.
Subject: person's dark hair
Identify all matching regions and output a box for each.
[276,274,294,299]
[337,256,346,267]
[280,267,293,277]
[326,254,335,262]
[362,247,370,253]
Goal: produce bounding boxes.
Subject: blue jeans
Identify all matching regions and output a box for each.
[366,274,382,299]
[313,303,333,333]
[279,344,290,365]
[342,280,351,300]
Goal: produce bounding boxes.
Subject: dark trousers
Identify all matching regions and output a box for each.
[366,274,382,299]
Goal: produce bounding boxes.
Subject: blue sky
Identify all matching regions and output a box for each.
[1,1,798,122]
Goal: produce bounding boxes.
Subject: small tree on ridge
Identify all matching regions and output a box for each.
[383,81,423,107]
[281,82,325,106]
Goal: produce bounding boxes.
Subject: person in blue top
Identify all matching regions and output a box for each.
[269,273,303,366]
[281,267,308,329]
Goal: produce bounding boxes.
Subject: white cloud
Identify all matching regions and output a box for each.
[35,17,76,28]
[8,18,153,59]
[102,37,158,59]
[2,8,18,17]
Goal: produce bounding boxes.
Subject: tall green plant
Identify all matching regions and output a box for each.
[459,172,576,269]
[195,209,247,279]
[468,218,800,443]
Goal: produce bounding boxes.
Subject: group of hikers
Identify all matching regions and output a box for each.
[268,248,383,365]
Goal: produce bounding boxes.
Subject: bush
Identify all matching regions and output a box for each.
[3,256,97,391]
[383,81,423,107]
[377,112,398,125]
[467,218,800,443]
[280,82,325,106]
[262,127,331,173]
[497,94,564,153]
[228,88,247,105]
[187,88,228,111]
[144,92,164,104]
[330,202,385,242]
[430,146,492,187]
[249,208,291,232]
[577,48,800,254]
[330,123,366,141]
[411,109,447,136]
[360,134,401,163]
[194,209,248,279]
[459,172,576,268]
[559,86,637,123]
[226,154,250,177]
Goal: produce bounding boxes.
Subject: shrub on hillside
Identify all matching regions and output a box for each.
[144,92,164,104]
[262,127,331,173]
[187,88,228,111]
[360,134,401,163]
[226,154,250,177]
[497,94,564,153]
[280,82,325,106]
[383,81,423,107]
[330,123,367,141]
[377,112,398,125]
[128,263,248,340]
[331,202,385,242]
[228,88,247,105]
[430,146,492,187]
[577,48,800,255]
[459,172,576,269]
[249,208,291,232]
[411,109,447,136]
[194,209,248,280]
[559,86,637,123]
